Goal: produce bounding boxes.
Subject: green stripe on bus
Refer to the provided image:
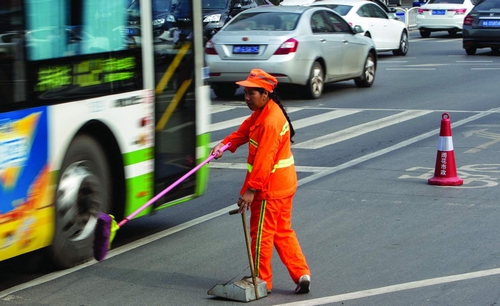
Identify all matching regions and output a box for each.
[124,172,154,218]
[195,132,210,196]
[123,147,154,166]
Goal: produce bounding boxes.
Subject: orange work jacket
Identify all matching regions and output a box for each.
[222,100,296,200]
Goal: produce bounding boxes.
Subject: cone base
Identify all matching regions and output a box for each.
[428,176,463,186]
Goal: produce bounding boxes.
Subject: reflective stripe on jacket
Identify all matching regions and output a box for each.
[222,100,297,200]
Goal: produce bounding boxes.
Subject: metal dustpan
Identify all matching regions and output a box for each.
[208,209,268,302]
[208,276,267,302]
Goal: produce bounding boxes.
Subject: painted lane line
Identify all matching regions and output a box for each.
[209,109,357,147]
[209,105,238,114]
[272,268,500,306]
[471,68,500,70]
[293,109,361,129]
[386,68,436,71]
[210,162,331,173]
[209,107,300,132]
[294,110,433,149]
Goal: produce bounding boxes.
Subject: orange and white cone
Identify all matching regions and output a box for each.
[428,113,463,186]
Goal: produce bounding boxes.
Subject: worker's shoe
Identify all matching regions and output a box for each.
[295,274,311,294]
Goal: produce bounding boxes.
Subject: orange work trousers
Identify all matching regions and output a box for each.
[250,195,310,290]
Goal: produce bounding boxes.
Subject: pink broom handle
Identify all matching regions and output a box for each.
[118,142,232,227]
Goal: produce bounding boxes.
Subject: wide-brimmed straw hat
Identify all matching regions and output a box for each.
[236,68,278,93]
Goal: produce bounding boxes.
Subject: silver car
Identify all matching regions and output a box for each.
[205,6,377,99]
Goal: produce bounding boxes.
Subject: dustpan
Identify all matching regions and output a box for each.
[208,209,268,302]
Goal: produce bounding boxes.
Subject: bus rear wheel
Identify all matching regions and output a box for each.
[49,135,111,268]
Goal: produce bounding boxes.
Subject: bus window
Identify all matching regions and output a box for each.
[25,0,129,60]
[0,0,25,104]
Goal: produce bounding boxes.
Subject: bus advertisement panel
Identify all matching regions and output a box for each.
[0,107,52,260]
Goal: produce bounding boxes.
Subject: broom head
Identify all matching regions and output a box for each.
[93,212,116,261]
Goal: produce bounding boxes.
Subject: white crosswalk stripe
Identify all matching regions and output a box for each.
[293,110,433,149]
[209,107,434,171]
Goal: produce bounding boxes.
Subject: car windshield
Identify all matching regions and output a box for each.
[224,12,300,31]
[427,0,466,4]
[203,0,229,9]
[474,0,500,9]
[314,4,353,16]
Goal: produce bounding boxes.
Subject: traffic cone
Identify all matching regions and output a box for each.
[428,113,463,186]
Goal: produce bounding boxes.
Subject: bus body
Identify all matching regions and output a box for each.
[0,0,211,268]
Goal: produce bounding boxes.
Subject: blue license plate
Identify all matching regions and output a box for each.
[432,10,446,15]
[482,20,500,27]
[233,45,259,54]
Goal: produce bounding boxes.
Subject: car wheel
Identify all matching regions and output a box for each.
[392,30,408,56]
[420,29,431,38]
[354,52,376,88]
[212,82,238,99]
[465,47,477,55]
[49,135,111,268]
[304,61,324,99]
[448,29,458,36]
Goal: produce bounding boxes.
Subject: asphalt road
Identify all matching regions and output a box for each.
[2,31,500,305]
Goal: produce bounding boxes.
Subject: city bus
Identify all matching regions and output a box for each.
[0,0,211,268]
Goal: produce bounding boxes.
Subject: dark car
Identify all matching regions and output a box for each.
[171,0,265,41]
[127,0,178,39]
[462,0,500,55]
[126,0,269,43]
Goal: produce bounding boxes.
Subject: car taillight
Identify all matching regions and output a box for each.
[273,38,298,55]
[463,14,474,25]
[418,8,429,14]
[205,40,217,55]
[450,8,467,15]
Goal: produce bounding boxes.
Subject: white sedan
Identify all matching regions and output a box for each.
[310,0,409,56]
[205,6,377,99]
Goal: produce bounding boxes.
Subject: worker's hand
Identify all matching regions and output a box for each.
[237,189,256,213]
[210,142,226,159]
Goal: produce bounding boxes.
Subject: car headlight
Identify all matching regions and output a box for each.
[152,18,165,26]
[203,14,221,23]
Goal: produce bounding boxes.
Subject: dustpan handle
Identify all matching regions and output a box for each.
[230,209,260,299]
[118,142,232,227]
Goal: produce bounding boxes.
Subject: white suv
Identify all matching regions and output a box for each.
[416,0,474,38]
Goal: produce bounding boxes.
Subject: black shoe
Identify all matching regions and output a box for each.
[295,275,310,294]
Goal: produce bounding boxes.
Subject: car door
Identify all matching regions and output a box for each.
[357,3,390,49]
[324,10,367,77]
[309,10,346,80]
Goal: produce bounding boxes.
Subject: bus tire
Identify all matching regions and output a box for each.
[49,135,111,268]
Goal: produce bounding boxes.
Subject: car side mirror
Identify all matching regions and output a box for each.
[353,25,364,34]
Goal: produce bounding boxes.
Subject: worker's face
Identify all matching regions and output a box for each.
[243,87,269,111]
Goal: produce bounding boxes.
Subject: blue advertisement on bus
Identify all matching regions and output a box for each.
[0,107,50,259]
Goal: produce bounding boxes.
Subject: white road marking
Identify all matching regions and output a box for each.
[293,109,361,129]
[386,68,436,70]
[209,162,331,173]
[209,104,238,114]
[272,268,500,306]
[293,110,432,149]
[471,68,500,70]
[209,107,300,133]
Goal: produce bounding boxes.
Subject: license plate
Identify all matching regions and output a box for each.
[233,45,259,54]
[432,10,446,15]
[481,20,500,27]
